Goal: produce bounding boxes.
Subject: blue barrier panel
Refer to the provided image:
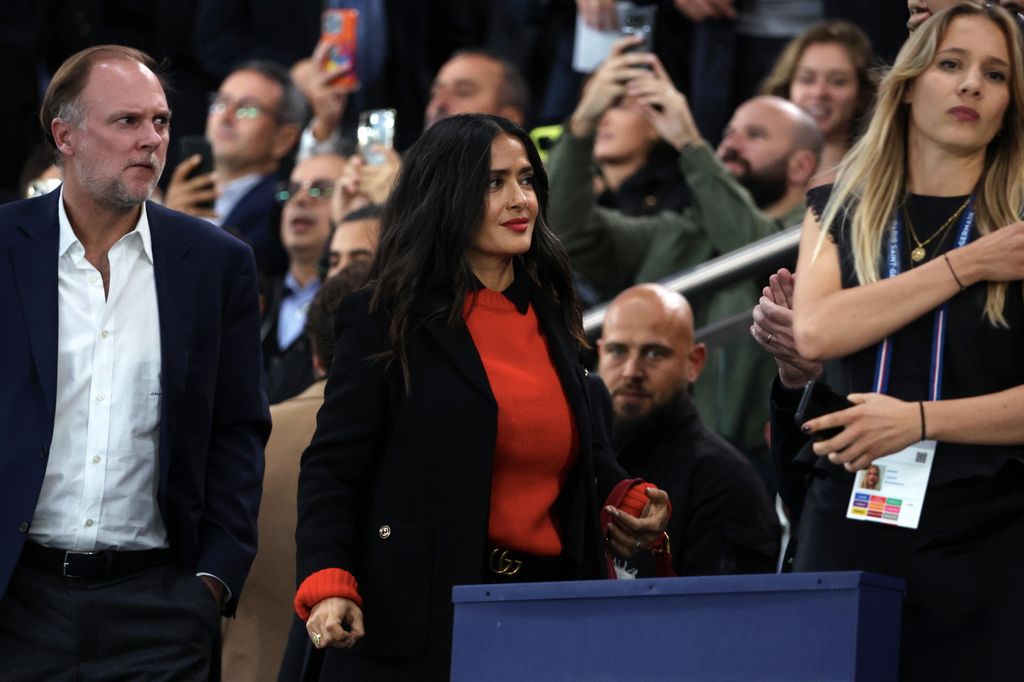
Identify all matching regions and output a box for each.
[452,572,904,681]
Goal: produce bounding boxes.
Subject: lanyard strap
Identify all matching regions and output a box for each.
[871,199,974,401]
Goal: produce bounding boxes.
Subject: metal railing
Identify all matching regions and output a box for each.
[582,225,802,343]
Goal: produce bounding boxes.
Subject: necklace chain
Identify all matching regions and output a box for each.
[902,196,970,263]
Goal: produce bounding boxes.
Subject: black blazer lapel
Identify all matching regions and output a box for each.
[11,191,61,420]
[422,313,494,402]
[148,204,198,504]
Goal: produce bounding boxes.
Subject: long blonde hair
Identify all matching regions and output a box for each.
[761,20,877,144]
[817,3,1024,326]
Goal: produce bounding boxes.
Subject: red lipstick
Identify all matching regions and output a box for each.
[501,218,529,233]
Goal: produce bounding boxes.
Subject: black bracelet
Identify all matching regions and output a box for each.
[918,401,927,441]
[943,253,966,292]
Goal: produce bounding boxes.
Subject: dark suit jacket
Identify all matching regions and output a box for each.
[0,189,271,615]
[220,173,288,278]
[260,276,316,405]
[296,284,627,680]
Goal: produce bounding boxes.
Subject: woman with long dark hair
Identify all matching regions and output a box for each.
[293,113,669,680]
[791,5,1024,678]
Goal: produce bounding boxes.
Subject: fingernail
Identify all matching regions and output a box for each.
[801,424,810,433]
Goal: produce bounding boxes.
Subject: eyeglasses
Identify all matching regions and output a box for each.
[208,93,275,120]
[275,179,336,203]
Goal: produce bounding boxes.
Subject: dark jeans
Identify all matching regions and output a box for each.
[0,559,220,681]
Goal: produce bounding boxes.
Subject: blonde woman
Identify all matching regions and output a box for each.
[762,21,877,180]
[791,5,1024,678]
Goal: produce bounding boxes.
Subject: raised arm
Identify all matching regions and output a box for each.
[789,208,1024,361]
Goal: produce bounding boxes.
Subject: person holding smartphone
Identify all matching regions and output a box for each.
[790,5,1024,677]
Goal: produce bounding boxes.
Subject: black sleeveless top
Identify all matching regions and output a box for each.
[808,184,1024,484]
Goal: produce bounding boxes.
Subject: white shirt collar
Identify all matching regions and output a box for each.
[57,187,155,263]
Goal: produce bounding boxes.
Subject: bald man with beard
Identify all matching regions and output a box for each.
[597,284,780,578]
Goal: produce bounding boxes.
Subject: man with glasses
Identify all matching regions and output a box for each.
[165,61,305,277]
[262,153,346,404]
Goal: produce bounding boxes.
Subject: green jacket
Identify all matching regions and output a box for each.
[547,132,806,453]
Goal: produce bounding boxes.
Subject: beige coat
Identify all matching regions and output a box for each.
[221,380,325,682]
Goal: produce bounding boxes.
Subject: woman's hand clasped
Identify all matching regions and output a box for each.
[306,597,365,650]
[805,393,923,471]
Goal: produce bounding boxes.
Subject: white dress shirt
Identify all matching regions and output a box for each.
[29,190,167,551]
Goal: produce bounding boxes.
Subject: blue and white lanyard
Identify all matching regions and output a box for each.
[871,199,974,402]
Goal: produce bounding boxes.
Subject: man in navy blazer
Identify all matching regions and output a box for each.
[0,45,270,679]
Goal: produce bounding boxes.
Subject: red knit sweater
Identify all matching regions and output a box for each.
[293,287,657,620]
[464,287,578,556]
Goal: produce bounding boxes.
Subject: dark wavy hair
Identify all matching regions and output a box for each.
[368,113,584,389]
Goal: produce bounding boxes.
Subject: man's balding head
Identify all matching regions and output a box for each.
[424,51,529,129]
[716,95,822,212]
[598,284,707,423]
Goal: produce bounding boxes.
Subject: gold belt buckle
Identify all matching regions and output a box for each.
[489,548,523,576]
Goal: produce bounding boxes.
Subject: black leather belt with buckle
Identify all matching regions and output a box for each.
[20,541,173,579]
[487,547,572,582]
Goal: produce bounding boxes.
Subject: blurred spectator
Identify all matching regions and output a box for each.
[165,61,305,277]
[424,50,529,129]
[326,205,381,278]
[761,21,876,182]
[298,48,530,215]
[598,284,780,577]
[295,46,529,161]
[547,42,821,461]
[577,46,693,216]
[262,153,346,404]
[221,261,371,682]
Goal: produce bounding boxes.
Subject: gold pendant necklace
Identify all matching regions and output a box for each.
[903,196,970,263]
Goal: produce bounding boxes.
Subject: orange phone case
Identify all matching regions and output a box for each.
[321,8,359,89]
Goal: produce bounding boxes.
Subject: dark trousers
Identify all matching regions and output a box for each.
[0,560,220,681]
[795,463,1024,681]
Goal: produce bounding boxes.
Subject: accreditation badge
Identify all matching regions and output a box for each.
[845,440,935,529]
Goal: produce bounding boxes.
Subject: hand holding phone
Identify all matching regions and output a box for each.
[168,135,217,215]
[794,379,854,441]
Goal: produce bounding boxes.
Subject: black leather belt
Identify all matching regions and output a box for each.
[486,547,574,583]
[20,541,173,579]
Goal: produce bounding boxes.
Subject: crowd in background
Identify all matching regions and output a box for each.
[4,1,1024,680]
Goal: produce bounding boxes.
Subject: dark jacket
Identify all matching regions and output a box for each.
[260,276,316,405]
[0,189,270,614]
[220,173,288,278]
[615,394,780,577]
[296,283,628,680]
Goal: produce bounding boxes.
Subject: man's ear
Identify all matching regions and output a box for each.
[51,119,76,158]
[687,342,708,383]
[788,149,817,188]
[272,122,301,160]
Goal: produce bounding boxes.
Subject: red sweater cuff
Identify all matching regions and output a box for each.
[615,480,671,518]
[294,568,363,620]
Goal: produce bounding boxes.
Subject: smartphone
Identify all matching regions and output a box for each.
[321,8,360,89]
[178,135,215,210]
[620,5,656,54]
[794,379,854,441]
[357,109,395,165]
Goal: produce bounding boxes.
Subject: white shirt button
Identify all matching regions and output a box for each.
[84,519,94,527]
[96,393,105,402]
[92,455,101,464]
[87,274,98,284]
[101,330,109,339]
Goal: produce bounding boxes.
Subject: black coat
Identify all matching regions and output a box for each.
[615,394,780,578]
[296,284,627,680]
